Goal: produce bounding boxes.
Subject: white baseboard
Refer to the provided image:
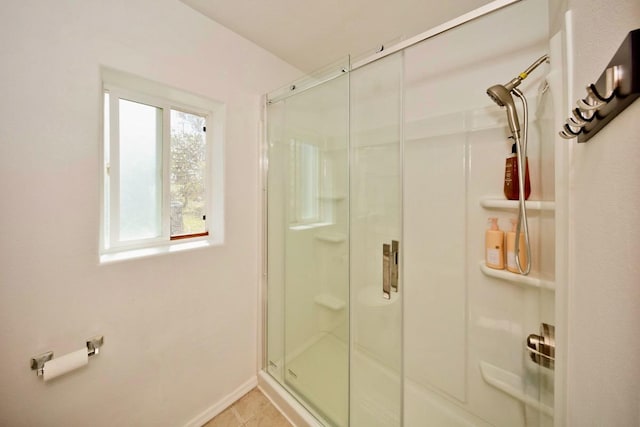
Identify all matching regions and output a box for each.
[183,376,258,427]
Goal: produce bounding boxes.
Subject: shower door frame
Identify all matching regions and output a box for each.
[259,0,524,369]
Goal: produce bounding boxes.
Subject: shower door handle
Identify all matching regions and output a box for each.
[391,240,399,293]
[383,243,391,299]
[382,240,400,299]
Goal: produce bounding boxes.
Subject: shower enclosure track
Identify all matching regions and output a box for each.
[266,0,522,103]
[350,0,521,71]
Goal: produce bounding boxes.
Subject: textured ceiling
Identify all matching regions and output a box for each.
[180,0,494,73]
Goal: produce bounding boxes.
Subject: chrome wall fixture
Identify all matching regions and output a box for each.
[30,335,104,378]
[382,240,399,299]
[526,324,555,370]
[560,29,639,142]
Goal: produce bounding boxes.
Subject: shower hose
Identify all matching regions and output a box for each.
[511,88,532,275]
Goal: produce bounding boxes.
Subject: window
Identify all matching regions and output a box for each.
[101,68,224,259]
[170,110,207,238]
[288,139,332,227]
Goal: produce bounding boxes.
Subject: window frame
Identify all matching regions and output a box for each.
[100,68,225,261]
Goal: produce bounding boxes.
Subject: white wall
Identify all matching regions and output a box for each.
[565,1,640,425]
[0,1,299,426]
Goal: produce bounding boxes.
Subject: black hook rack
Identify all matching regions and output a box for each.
[559,29,639,143]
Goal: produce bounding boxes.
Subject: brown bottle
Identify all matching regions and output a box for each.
[504,143,530,200]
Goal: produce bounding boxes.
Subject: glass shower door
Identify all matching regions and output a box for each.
[401,1,553,426]
[267,71,350,426]
[349,52,403,427]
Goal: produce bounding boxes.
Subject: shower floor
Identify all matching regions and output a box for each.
[284,333,401,427]
[286,333,348,426]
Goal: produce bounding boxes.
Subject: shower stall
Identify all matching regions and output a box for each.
[262,0,560,425]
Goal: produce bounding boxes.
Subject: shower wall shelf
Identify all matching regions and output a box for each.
[479,262,555,291]
[480,361,554,417]
[314,293,346,311]
[315,232,347,243]
[480,198,555,211]
[319,194,346,201]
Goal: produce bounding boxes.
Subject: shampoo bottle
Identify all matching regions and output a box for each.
[485,217,505,270]
[504,142,531,200]
[506,218,527,273]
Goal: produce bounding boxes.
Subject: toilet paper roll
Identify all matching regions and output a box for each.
[43,349,88,382]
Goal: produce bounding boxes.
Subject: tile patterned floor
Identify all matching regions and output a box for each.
[203,388,292,427]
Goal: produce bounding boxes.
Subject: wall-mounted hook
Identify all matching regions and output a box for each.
[586,83,615,103]
[563,123,581,136]
[559,130,575,139]
[567,116,584,127]
[576,97,603,111]
[573,107,594,122]
[559,29,639,143]
[605,65,623,97]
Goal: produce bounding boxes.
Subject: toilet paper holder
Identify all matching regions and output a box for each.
[30,335,104,377]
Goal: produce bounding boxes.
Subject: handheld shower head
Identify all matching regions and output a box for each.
[486,54,549,138]
[486,55,549,276]
[487,84,520,136]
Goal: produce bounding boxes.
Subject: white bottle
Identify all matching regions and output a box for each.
[485,217,505,270]
[506,218,527,273]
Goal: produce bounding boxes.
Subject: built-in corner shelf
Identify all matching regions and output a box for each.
[314,293,346,311]
[479,262,555,291]
[480,198,555,211]
[480,361,554,417]
[319,194,346,201]
[315,231,347,243]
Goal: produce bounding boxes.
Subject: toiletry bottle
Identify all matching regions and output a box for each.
[485,217,505,270]
[504,142,531,200]
[506,218,528,273]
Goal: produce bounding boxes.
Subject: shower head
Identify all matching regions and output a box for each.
[487,84,521,136]
[486,54,549,138]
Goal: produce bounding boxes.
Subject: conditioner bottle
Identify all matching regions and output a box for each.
[485,217,505,270]
[506,218,528,273]
[504,142,531,200]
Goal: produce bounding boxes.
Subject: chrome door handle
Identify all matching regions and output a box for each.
[383,243,391,299]
[391,240,399,293]
[382,240,399,299]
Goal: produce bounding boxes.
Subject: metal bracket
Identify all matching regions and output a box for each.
[87,336,104,356]
[30,351,54,376]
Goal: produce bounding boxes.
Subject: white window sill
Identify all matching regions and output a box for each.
[99,238,217,264]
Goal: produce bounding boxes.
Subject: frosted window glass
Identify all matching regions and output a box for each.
[118,99,162,241]
[298,142,319,222]
[288,140,320,224]
[170,110,206,236]
[103,93,110,243]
